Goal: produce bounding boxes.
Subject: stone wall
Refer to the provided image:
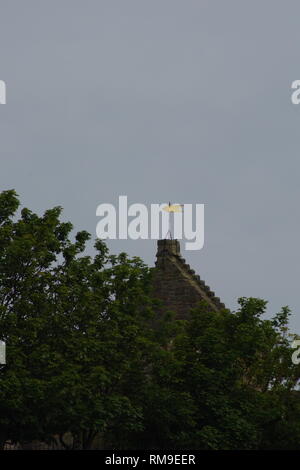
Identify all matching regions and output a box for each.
[151,239,225,319]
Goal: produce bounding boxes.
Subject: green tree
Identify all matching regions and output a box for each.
[0,190,299,450]
[171,299,300,449]
[0,190,175,449]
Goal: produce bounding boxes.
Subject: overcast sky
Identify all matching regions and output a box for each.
[1,1,300,332]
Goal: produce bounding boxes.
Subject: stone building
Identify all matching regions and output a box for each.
[152,239,225,318]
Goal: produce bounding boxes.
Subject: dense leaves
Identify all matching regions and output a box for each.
[0,190,299,449]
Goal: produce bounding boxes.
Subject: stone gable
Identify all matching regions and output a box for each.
[152,239,225,318]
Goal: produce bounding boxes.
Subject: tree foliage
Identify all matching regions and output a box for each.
[0,190,299,450]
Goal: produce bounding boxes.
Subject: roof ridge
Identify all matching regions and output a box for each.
[169,252,226,310]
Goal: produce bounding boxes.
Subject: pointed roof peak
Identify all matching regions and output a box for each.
[153,239,225,316]
[156,239,181,257]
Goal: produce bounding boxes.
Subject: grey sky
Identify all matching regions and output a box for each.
[0,1,300,332]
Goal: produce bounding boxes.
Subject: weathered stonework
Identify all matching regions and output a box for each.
[152,239,225,318]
